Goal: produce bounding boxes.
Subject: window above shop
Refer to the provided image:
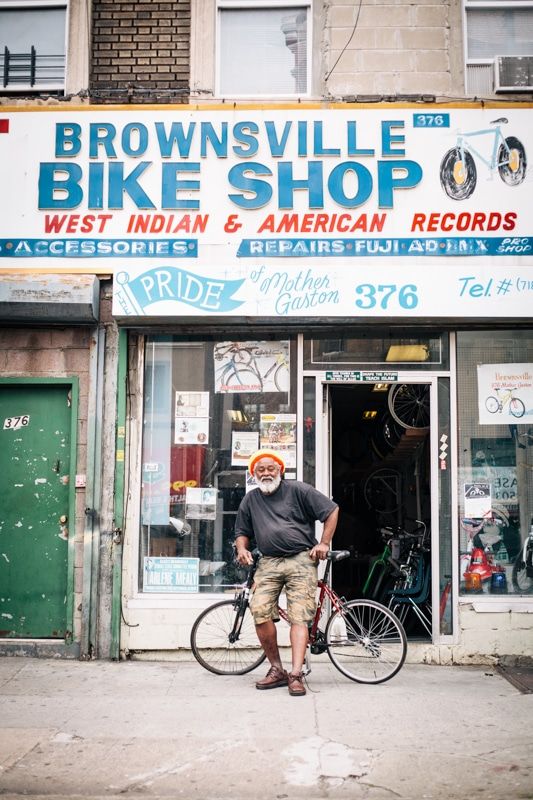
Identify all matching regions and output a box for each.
[0,1,67,93]
[304,331,449,371]
[217,1,311,97]
[464,1,533,95]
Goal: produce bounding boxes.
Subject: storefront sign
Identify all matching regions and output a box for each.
[326,371,399,382]
[1,105,532,318]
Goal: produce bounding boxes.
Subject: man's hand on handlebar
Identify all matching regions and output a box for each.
[309,542,329,561]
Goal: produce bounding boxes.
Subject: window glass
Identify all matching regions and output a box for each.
[218,5,308,95]
[140,335,297,593]
[0,5,66,90]
[304,331,449,370]
[457,330,533,597]
[467,7,533,58]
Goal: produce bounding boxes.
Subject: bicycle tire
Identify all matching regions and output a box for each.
[273,362,290,393]
[190,599,267,675]
[440,147,477,200]
[225,368,263,392]
[325,599,407,684]
[510,397,525,418]
[363,467,401,514]
[512,553,533,594]
[498,137,527,187]
[485,395,499,414]
[388,384,430,430]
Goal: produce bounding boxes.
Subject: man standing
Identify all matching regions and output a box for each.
[234,449,339,696]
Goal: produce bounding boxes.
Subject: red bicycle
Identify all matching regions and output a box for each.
[190,550,407,684]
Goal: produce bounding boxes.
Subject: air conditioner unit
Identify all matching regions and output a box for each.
[494,55,533,92]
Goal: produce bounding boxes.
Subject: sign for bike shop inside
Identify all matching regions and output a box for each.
[477,363,533,425]
[1,105,533,319]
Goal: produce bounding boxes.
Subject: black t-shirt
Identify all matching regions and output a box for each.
[234,480,338,557]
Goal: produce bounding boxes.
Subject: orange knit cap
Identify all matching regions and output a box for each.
[248,449,285,475]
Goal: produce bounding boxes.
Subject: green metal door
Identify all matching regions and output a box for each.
[0,382,74,638]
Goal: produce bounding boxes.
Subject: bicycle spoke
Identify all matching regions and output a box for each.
[190,599,266,675]
[326,600,406,684]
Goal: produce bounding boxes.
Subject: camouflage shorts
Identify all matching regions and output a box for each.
[250,550,318,626]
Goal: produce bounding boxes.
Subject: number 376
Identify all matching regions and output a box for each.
[355,284,418,310]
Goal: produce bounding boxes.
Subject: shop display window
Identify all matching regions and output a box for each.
[139,335,297,593]
[304,330,448,370]
[457,331,533,596]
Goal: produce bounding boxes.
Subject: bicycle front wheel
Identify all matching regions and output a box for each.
[190,599,267,675]
[325,599,407,684]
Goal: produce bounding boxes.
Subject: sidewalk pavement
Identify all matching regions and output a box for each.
[0,655,531,800]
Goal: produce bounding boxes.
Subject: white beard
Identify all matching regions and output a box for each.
[257,474,281,495]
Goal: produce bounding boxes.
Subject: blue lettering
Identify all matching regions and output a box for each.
[381,121,405,156]
[161,163,200,209]
[278,161,324,209]
[38,163,83,209]
[377,160,423,208]
[108,162,155,209]
[89,123,117,158]
[122,123,149,157]
[228,162,273,209]
[155,121,196,158]
[265,121,292,157]
[55,123,82,157]
[328,162,372,207]
[313,121,340,156]
[232,121,259,157]
[200,122,228,157]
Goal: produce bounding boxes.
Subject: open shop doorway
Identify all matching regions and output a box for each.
[328,382,433,639]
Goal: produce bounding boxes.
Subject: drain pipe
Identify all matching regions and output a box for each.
[110,328,128,661]
[80,325,105,659]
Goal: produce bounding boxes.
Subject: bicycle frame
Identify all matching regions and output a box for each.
[274,556,343,644]
[455,126,508,172]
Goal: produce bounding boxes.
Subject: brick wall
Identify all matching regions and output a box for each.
[90,0,191,104]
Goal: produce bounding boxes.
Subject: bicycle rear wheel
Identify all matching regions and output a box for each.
[190,599,267,675]
[325,599,407,684]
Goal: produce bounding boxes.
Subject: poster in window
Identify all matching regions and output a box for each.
[175,391,210,444]
[477,364,533,424]
[259,413,297,469]
[214,341,289,394]
[185,486,217,520]
[231,431,260,467]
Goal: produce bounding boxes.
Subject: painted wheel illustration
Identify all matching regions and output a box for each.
[509,397,525,418]
[498,137,527,186]
[439,147,477,200]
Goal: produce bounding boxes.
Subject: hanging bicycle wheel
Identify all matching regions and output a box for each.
[190,599,267,675]
[325,599,407,684]
[388,384,430,430]
[363,467,401,514]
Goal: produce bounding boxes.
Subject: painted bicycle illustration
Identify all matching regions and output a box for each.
[440,117,527,200]
[485,386,525,418]
[214,341,290,393]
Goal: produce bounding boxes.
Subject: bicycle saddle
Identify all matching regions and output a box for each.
[327,550,350,562]
[490,117,508,124]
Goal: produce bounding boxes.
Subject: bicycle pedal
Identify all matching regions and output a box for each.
[301,664,311,676]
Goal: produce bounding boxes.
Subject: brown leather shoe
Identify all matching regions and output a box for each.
[287,672,306,696]
[256,665,288,690]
